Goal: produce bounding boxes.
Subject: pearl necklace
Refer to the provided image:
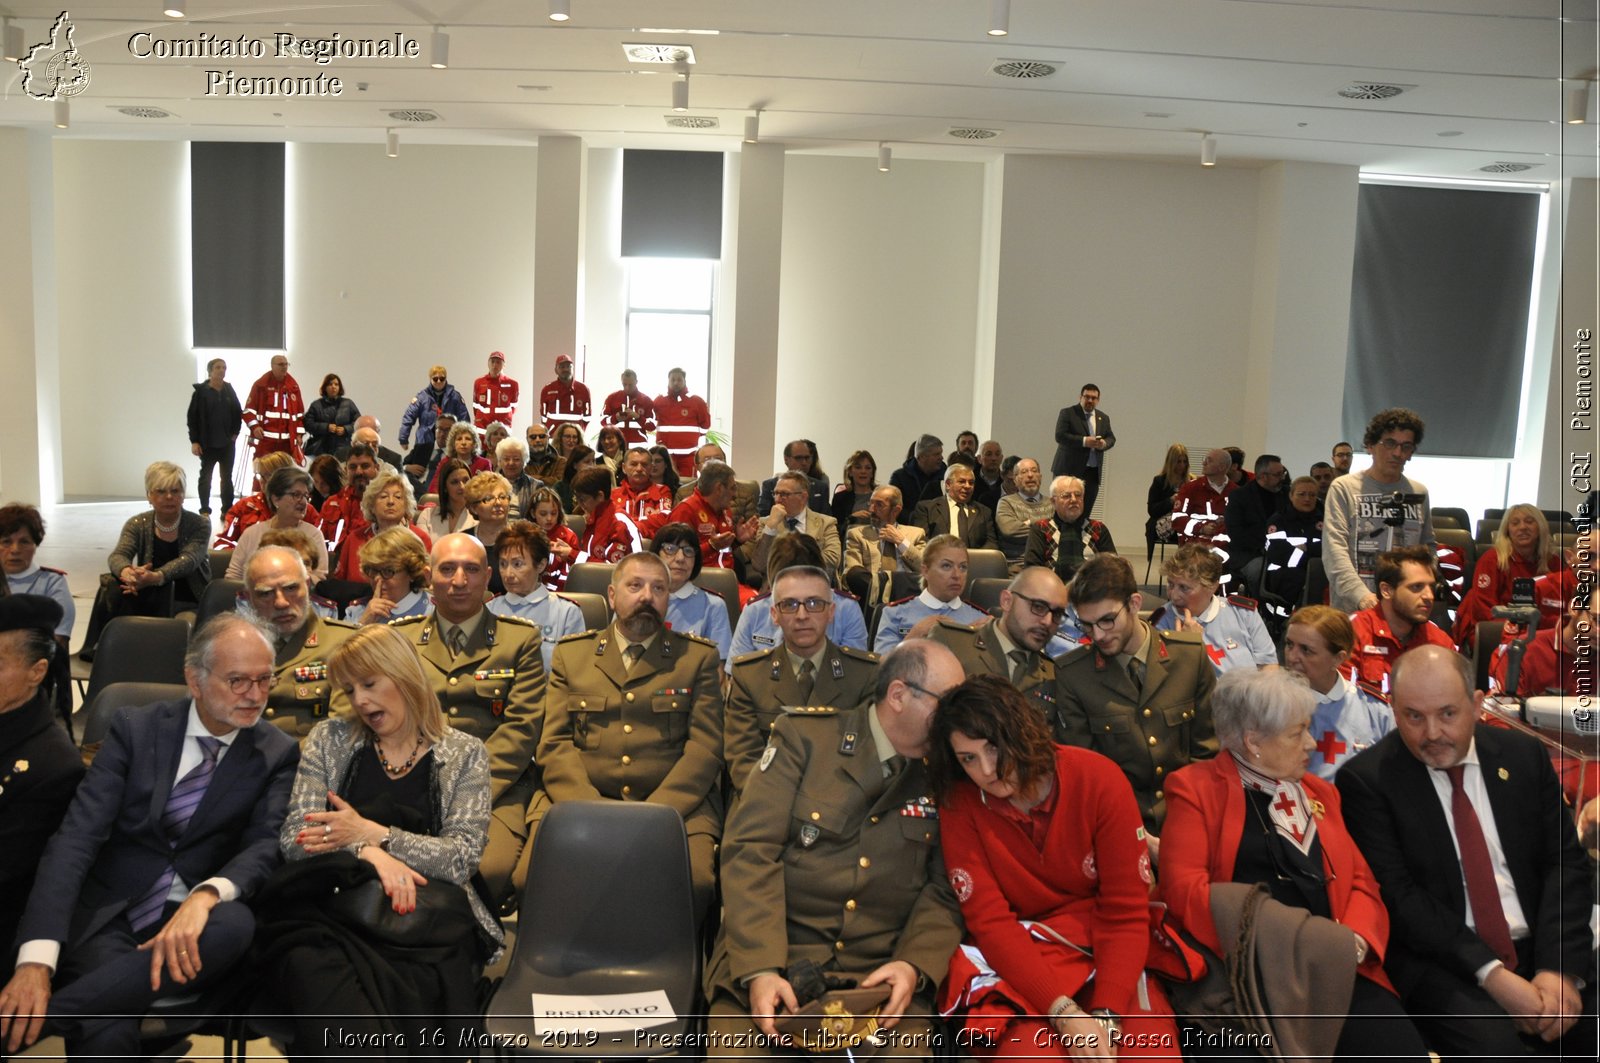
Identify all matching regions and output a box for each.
[377,735,425,776]
[154,513,181,535]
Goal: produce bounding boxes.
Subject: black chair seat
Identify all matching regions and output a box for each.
[83,617,190,705]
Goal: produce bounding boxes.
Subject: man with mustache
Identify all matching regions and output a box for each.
[536,551,724,924]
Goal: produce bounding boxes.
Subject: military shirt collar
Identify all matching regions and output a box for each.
[989,620,1023,662]
[787,644,828,680]
[1317,672,1349,704]
[1116,619,1152,675]
[1195,594,1223,624]
[866,703,896,769]
[504,586,551,608]
[440,608,486,648]
[611,622,661,660]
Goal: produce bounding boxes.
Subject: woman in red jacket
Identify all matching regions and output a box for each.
[1452,504,1565,648]
[571,465,640,564]
[1161,668,1429,1060]
[930,675,1179,1059]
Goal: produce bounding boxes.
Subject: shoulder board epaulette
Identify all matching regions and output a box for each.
[731,648,776,667]
[486,592,505,603]
[556,629,595,643]
[1148,605,1168,626]
[885,594,918,607]
[673,630,718,648]
[1158,626,1203,644]
[494,613,539,628]
[747,590,772,604]
[40,566,68,576]
[1227,594,1259,610]
[836,644,879,662]
[311,594,339,610]
[700,585,725,601]
[934,616,977,633]
[390,614,427,627]
[321,616,358,629]
[1356,679,1390,703]
[834,588,860,602]
[782,704,839,716]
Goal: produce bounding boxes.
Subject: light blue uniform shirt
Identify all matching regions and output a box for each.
[667,582,734,660]
[1153,594,1276,674]
[873,590,987,656]
[727,590,868,673]
[487,586,586,672]
[7,565,74,637]
[1306,673,1393,780]
[346,588,432,626]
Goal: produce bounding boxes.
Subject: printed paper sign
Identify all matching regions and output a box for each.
[530,989,675,1034]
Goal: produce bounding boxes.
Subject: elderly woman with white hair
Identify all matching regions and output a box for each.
[78,461,212,659]
[330,470,432,583]
[1160,668,1428,1060]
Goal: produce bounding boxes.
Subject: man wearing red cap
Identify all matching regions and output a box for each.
[538,354,592,434]
[653,367,711,479]
[471,351,519,431]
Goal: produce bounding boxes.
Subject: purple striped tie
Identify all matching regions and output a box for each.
[127,736,223,932]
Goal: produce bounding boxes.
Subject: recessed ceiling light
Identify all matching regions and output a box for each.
[517,84,553,91]
[665,115,717,129]
[1479,161,1537,173]
[637,28,720,36]
[948,127,1000,140]
[115,105,173,118]
[991,58,1060,79]
[388,108,440,122]
[624,43,695,64]
[1337,82,1412,100]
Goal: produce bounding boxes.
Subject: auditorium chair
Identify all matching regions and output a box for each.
[82,616,190,706]
[556,591,609,632]
[693,566,742,631]
[562,562,614,599]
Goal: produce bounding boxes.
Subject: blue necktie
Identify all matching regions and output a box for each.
[127,736,223,932]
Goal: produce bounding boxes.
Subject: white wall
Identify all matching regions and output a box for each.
[774,154,986,483]
[990,155,1263,546]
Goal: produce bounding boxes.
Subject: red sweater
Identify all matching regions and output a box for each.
[577,501,640,564]
[1452,548,1565,648]
[939,746,1153,1015]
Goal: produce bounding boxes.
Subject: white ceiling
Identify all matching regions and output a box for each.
[1,0,1596,180]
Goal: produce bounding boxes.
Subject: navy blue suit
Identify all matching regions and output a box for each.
[14,699,298,1056]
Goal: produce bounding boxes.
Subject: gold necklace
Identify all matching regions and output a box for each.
[377,734,425,776]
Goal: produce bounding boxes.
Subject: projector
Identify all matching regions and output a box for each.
[1522,696,1600,753]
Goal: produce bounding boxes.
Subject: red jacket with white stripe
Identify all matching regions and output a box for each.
[652,392,711,477]
[471,372,519,430]
[243,372,305,461]
[539,379,592,432]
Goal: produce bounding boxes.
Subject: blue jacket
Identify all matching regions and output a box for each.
[398,384,469,448]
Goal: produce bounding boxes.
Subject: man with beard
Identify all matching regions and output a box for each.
[929,567,1070,739]
[536,551,724,922]
[243,546,356,738]
[1023,476,1116,583]
[538,353,592,434]
[523,424,562,485]
[317,442,381,559]
[1346,545,1454,692]
[612,446,677,541]
[653,367,712,480]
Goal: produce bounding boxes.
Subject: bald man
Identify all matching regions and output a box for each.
[1171,448,1236,543]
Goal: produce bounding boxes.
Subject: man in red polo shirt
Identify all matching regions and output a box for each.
[612,446,675,541]
[1347,544,1455,692]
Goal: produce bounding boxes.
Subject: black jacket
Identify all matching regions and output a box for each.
[303,396,362,459]
[0,689,85,961]
[186,381,243,449]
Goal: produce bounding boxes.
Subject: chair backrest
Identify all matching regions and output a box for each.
[556,591,609,632]
[80,681,190,747]
[1482,507,1506,524]
[1475,518,1499,543]
[1433,506,1471,532]
[563,561,614,599]
[564,512,586,539]
[966,549,1009,582]
[693,567,743,630]
[1300,557,1329,607]
[195,578,246,629]
[966,577,1008,616]
[1432,513,1463,530]
[1543,509,1574,526]
[1474,619,1507,694]
[84,617,192,704]
[208,549,232,581]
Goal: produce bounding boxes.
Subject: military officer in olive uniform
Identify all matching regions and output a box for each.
[537,551,724,921]
[393,532,546,905]
[243,546,356,738]
[1054,554,1217,844]
[705,639,967,1059]
[726,566,879,792]
[927,567,1067,740]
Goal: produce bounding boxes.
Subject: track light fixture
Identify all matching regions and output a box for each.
[1200,134,1217,167]
[988,0,1010,37]
[744,112,760,144]
[164,2,186,18]
[549,0,571,22]
[878,143,891,172]
[55,98,69,129]
[430,28,449,69]
[3,20,24,63]
[1566,80,1590,125]
[386,129,399,157]
[673,59,689,112]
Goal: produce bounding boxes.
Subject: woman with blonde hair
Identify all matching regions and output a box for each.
[1145,443,1189,551]
[1452,502,1566,647]
[263,623,501,1053]
[348,527,433,626]
[427,421,491,495]
[830,449,879,539]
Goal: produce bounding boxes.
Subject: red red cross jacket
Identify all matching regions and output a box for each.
[471,373,520,430]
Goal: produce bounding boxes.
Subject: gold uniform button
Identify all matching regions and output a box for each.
[1147,735,1158,747]
[621,785,632,796]
[1155,765,1165,775]
[625,692,635,703]
[671,701,680,709]
[1155,789,1164,799]
[623,724,633,734]
[834,941,845,952]
[858,857,870,869]
[1142,708,1153,718]
[448,677,458,686]
[621,755,632,765]
[265,708,276,717]
[845,899,857,911]
[810,812,821,821]
[448,707,459,716]
[579,700,588,709]
[869,816,880,824]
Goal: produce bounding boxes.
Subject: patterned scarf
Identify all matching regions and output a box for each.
[1232,752,1318,857]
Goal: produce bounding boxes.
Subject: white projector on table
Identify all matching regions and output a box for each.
[1522,696,1600,753]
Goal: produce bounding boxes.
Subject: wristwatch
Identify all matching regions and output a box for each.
[1089,1009,1122,1040]
[378,826,396,853]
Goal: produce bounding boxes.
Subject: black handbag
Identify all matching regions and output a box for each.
[259,851,479,951]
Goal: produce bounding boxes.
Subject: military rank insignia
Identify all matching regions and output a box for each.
[900,796,937,819]
[839,732,859,755]
[799,824,820,847]
[293,662,328,682]
[759,746,777,772]
[474,668,516,681]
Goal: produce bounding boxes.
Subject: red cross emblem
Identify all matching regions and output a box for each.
[1273,791,1306,841]
[1204,643,1226,667]
[1314,730,1347,763]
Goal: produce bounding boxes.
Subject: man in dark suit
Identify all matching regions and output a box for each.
[1051,383,1115,515]
[912,463,997,550]
[0,613,300,1059]
[1337,645,1595,1059]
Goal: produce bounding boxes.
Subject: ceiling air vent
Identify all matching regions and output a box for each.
[949,127,1000,140]
[387,109,440,122]
[624,44,695,64]
[1337,83,1410,100]
[1479,161,1536,173]
[116,106,172,118]
[665,115,718,129]
[991,58,1059,79]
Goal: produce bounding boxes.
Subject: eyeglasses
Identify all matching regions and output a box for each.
[363,566,400,581]
[902,681,942,701]
[481,493,511,503]
[772,489,803,499]
[657,543,692,557]
[774,596,831,614]
[221,673,274,694]
[1011,590,1068,624]
[280,490,311,502]
[528,433,548,441]
[1374,438,1417,455]
[1079,601,1129,632]
[431,375,447,382]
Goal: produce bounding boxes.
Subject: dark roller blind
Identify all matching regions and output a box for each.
[621,149,723,259]
[191,141,285,348]
[1342,182,1539,457]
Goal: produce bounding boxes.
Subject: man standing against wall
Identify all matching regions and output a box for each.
[653,368,712,480]
[472,351,519,431]
[602,369,657,447]
[538,354,591,434]
[1051,384,1115,516]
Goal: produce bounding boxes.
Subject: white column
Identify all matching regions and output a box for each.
[730,142,785,474]
[534,136,585,383]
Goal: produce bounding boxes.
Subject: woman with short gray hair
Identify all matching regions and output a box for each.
[1160,668,1428,1060]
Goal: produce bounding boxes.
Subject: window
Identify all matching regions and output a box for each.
[625,258,714,397]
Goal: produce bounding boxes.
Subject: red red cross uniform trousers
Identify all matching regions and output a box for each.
[243,371,304,462]
[652,391,711,478]
[472,368,520,430]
